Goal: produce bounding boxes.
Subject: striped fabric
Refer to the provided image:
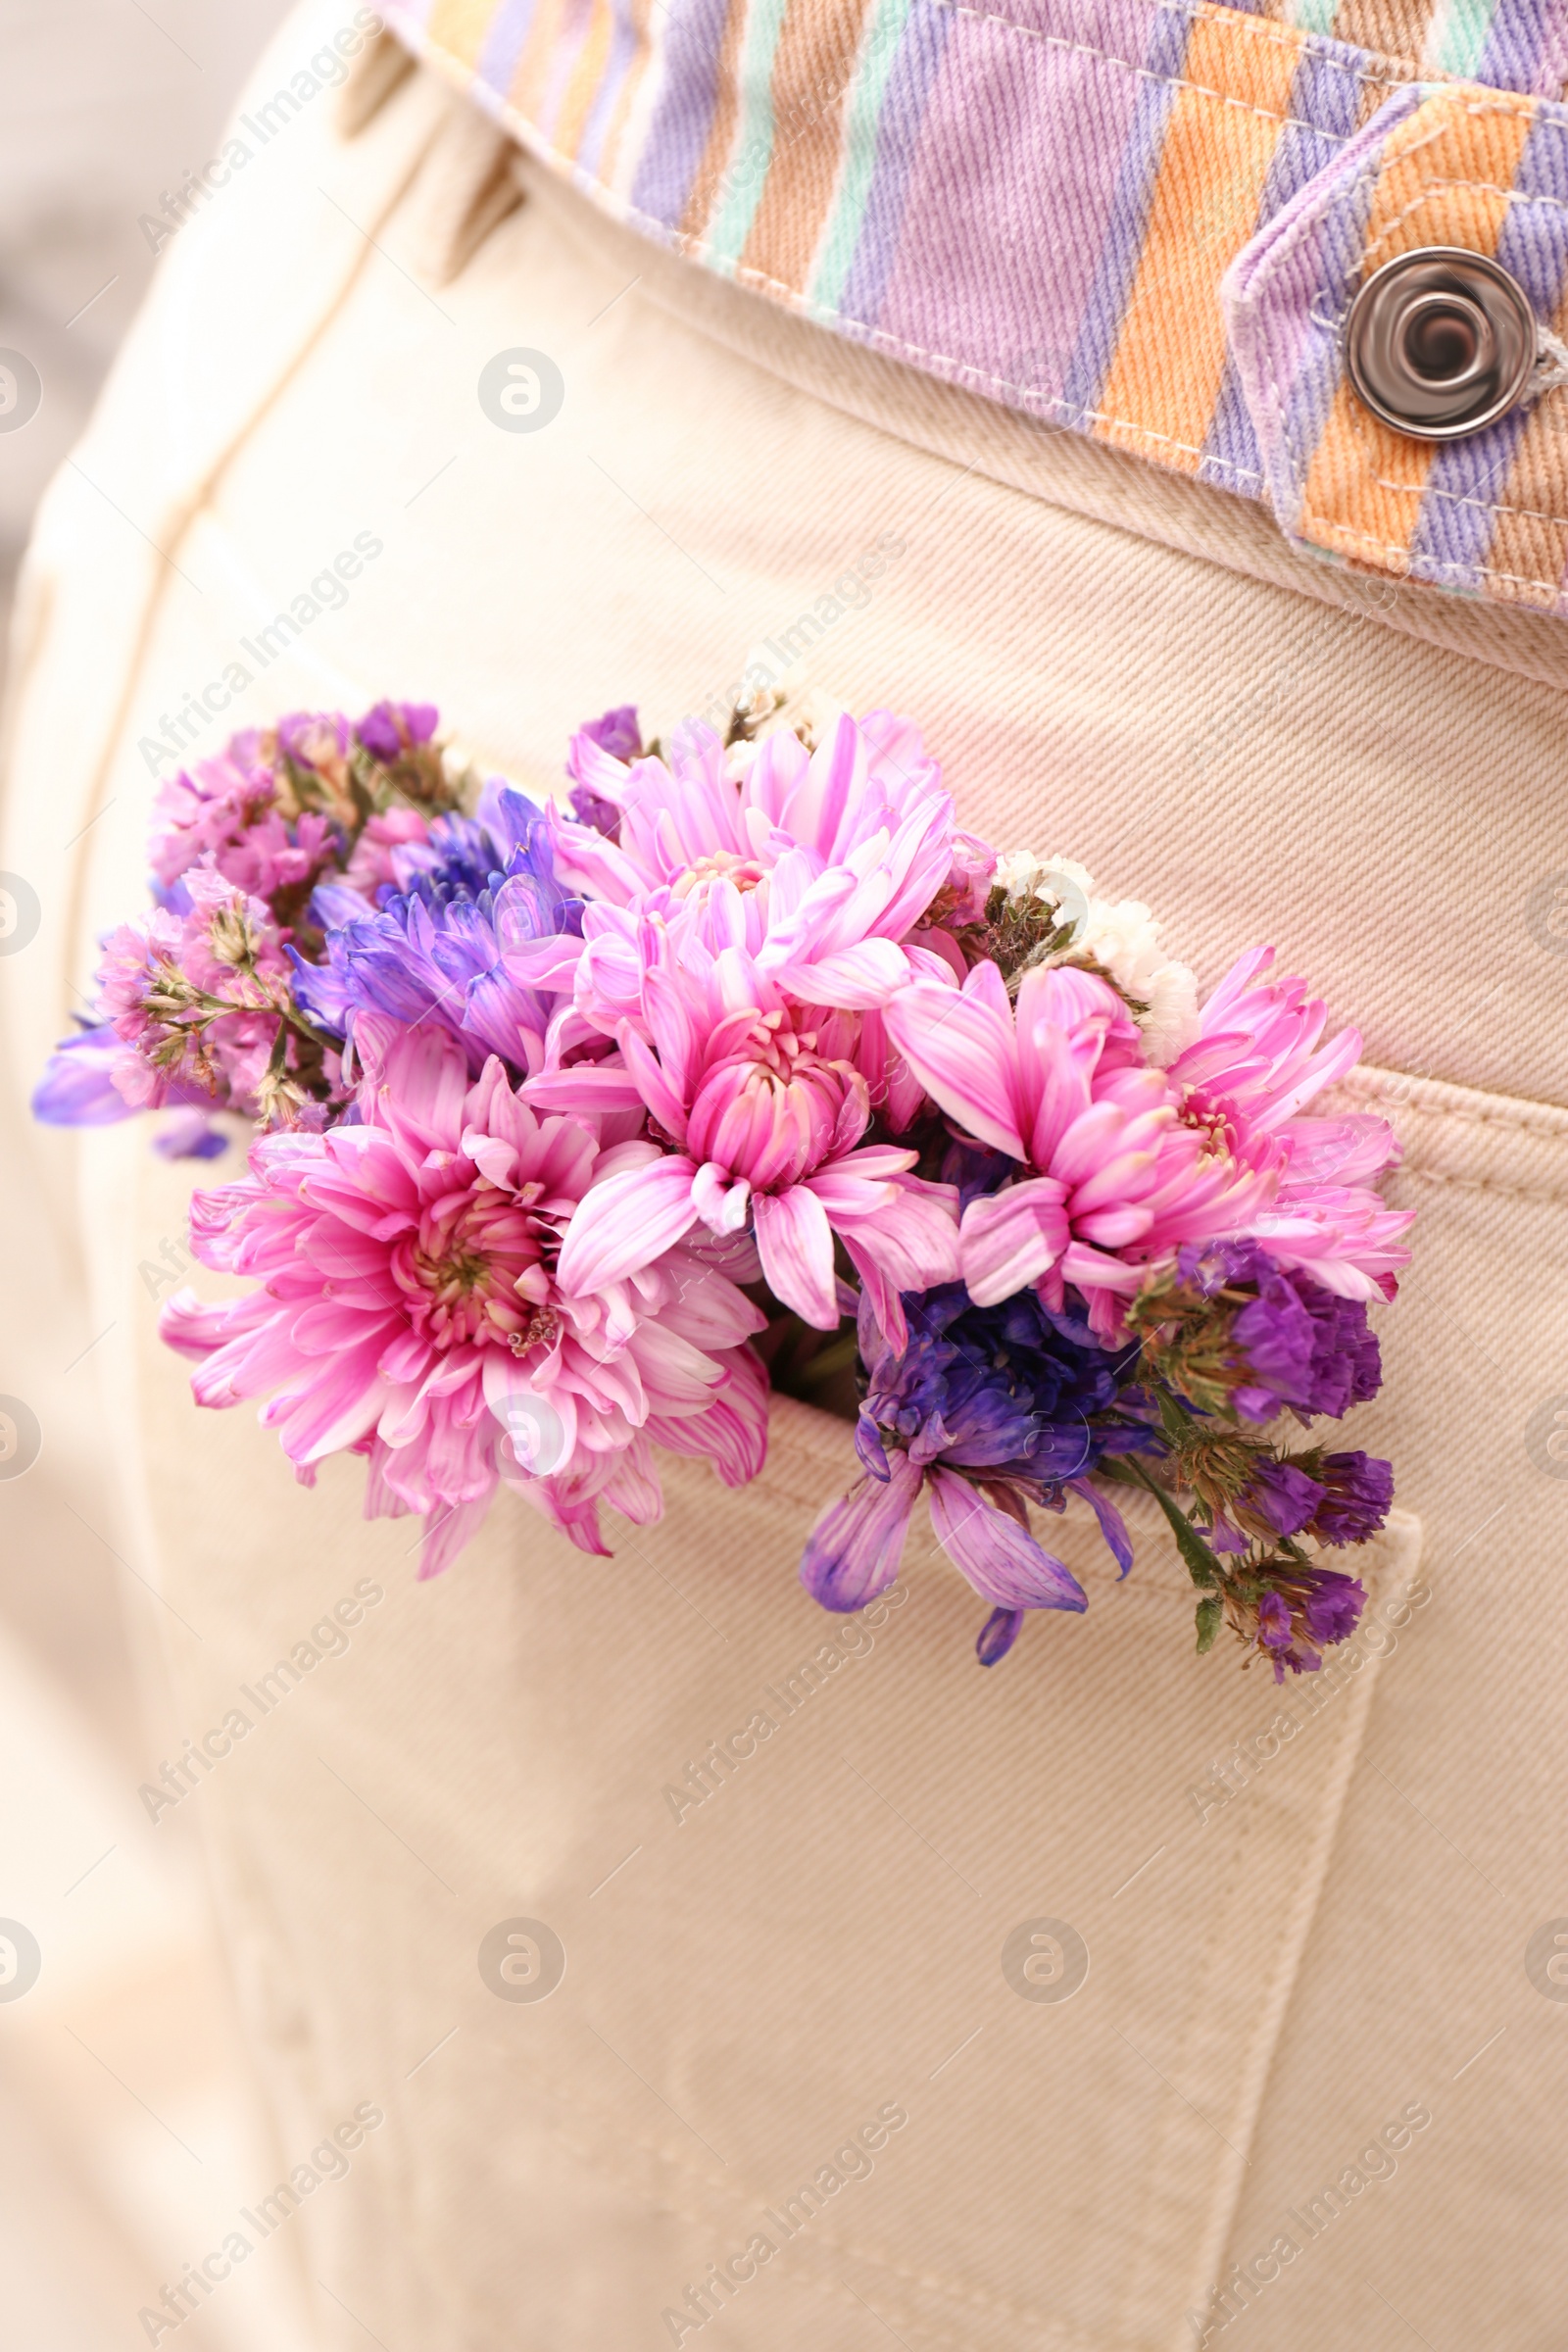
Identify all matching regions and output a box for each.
[385,0,1568,613]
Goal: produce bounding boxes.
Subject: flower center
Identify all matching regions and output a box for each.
[396,1186,546,1350]
[670,850,769,899]
[686,1010,868,1191]
[742,1008,817,1079]
[1178,1088,1237,1156]
[509,1305,561,1358]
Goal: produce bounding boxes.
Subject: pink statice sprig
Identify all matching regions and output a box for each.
[35,701,464,1146]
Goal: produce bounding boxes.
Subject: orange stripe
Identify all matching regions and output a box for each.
[738,0,874,289]
[426,0,502,66]
[1299,95,1534,572]
[510,0,575,124]
[1094,14,1302,472]
[600,0,657,184]
[554,0,617,153]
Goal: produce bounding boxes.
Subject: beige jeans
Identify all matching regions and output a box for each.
[6,7,1568,2347]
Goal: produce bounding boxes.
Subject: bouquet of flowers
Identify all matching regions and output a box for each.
[36,694,1411,1677]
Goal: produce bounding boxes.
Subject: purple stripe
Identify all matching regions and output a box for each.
[835,0,956,330]
[575,0,642,173]
[1475,0,1559,97]
[1059,1,1193,424]
[1276,173,1381,507]
[1200,45,1361,493]
[627,0,733,231]
[865,0,1157,409]
[1412,107,1568,587]
[476,0,540,89]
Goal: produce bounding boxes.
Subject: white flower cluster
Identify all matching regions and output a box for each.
[994,851,1200,1065]
[722,679,845,779]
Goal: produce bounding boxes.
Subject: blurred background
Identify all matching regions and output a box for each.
[0,7,317,2345]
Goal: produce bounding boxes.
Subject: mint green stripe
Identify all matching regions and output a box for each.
[704,0,792,272]
[1426,0,1497,75]
[809,0,913,314]
[1286,0,1340,36]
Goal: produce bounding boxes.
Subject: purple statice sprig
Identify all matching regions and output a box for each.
[1107,1242,1392,1674]
[1125,1240,1382,1426]
[1102,1385,1388,1679]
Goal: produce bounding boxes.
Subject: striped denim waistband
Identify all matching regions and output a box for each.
[384,0,1568,617]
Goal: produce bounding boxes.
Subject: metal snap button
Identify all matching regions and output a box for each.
[1344,247,1538,440]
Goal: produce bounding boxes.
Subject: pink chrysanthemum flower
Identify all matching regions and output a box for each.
[535,709,991,1030]
[160,1016,768,1571]
[1163,947,1412,1299]
[886,961,1273,1339]
[531,929,960,1346]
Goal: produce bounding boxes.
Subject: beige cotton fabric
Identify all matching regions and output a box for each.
[4,8,1568,2347]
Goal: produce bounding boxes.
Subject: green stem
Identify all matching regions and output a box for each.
[187,984,336,1054]
[1118,1456,1227,1592]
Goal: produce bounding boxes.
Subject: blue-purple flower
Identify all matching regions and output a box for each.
[801,1283,1156,1663]
[294,785,582,1079]
[32,1023,135,1127]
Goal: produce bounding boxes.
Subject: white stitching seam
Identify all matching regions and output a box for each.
[930,0,1410,107]
[927,0,1371,135]
[388,0,1362,480]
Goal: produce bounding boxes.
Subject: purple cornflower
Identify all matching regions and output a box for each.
[801,1283,1155,1664]
[293,786,581,1080]
[32,1022,137,1127]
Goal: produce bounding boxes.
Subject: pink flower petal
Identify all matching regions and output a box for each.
[555,1153,700,1295]
[884,975,1027,1160]
[770,940,910,1009]
[753,1185,839,1328]
[959,1179,1069,1307]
